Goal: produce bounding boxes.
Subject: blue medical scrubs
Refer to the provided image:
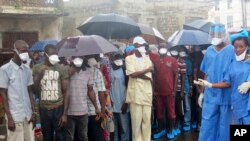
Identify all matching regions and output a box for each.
[199,44,234,141]
[224,59,250,125]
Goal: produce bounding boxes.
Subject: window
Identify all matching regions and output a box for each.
[227,16,233,28]
[215,0,220,11]
[227,0,232,9]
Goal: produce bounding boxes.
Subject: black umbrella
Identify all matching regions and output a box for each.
[167,29,210,47]
[183,19,213,33]
[57,35,118,57]
[77,13,141,39]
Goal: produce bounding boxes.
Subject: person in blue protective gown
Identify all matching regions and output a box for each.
[195,24,234,141]
[195,30,250,126]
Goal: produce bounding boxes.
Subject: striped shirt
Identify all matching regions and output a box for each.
[177,58,186,92]
[87,67,106,116]
[68,69,94,116]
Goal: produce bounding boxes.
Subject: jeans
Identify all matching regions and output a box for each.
[113,112,131,141]
[39,107,66,141]
[183,94,191,125]
[88,115,104,141]
[66,115,88,141]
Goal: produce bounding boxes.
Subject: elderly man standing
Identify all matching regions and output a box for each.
[0,40,35,141]
[125,36,153,141]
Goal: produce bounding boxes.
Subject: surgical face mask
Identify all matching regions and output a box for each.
[73,57,83,67]
[179,51,187,58]
[46,53,60,65]
[170,50,178,56]
[211,38,223,46]
[88,58,97,67]
[159,48,167,55]
[114,59,123,66]
[14,48,29,62]
[136,46,146,54]
[201,50,206,55]
[235,49,247,61]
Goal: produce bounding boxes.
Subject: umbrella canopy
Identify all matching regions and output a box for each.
[139,24,165,41]
[57,35,118,57]
[183,19,213,33]
[77,13,141,40]
[29,40,58,52]
[168,29,210,47]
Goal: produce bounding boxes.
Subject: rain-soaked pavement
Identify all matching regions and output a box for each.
[154,131,199,141]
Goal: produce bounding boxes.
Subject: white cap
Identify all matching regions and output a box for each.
[133,36,146,45]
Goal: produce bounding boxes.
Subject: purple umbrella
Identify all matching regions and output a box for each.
[57,35,118,57]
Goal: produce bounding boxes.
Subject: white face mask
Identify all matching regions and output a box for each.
[179,51,187,57]
[137,46,146,54]
[211,38,223,46]
[201,50,206,55]
[159,48,167,55]
[114,59,123,66]
[46,53,60,65]
[73,57,83,67]
[235,49,247,61]
[170,50,178,56]
[88,58,97,67]
[19,52,29,62]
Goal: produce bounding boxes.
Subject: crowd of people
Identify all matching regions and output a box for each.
[0,23,249,141]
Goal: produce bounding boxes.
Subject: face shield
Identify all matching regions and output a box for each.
[209,24,228,46]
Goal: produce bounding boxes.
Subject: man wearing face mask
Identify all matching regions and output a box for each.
[0,40,35,141]
[32,44,69,141]
[193,24,234,141]
[66,57,99,141]
[178,48,193,132]
[151,44,178,140]
[85,57,106,141]
[109,53,130,141]
[125,36,153,141]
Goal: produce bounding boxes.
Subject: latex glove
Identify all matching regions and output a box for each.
[198,93,204,108]
[193,79,213,88]
[238,82,250,94]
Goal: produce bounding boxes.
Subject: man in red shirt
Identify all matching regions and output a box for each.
[151,44,179,140]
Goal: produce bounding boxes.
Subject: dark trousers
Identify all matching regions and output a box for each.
[40,107,66,141]
[88,115,104,141]
[175,91,184,128]
[66,115,88,141]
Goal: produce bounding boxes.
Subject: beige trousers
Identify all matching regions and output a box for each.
[7,119,34,141]
[130,103,151,141]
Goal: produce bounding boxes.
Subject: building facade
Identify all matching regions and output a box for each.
[208,0,250,29]
[0,0,64,49]
[62,0,212,39]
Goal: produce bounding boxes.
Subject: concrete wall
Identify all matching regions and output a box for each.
[0,17,62,48]
[62,0,211,39]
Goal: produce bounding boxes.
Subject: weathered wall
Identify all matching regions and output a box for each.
[0,17,62,48]
[62,0,211,39]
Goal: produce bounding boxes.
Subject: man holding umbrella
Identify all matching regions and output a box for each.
[125,36,153,141]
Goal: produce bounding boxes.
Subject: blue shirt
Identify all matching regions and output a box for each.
[0,60,33,122]
[184,58,192,94]
[110,68,127,113]
[200,44,234,105]
[224,59,250,119]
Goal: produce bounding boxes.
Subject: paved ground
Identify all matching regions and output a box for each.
[154,131,199,141]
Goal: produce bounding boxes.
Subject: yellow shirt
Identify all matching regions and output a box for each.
[125,54,153,106]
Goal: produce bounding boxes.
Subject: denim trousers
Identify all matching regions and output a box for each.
[66,115,88,141]
[113,112,131,141]
[39,107,66,141]
[183,94,191,126]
